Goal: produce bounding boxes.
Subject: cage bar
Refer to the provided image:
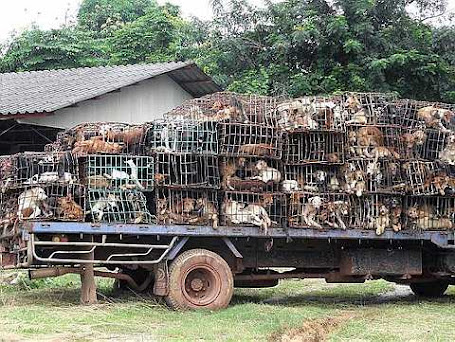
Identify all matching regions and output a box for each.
[81,155,154,191]
[155,188,219,228]
[221,191,287,231]
[346,125,402,160]
[283,164,343,193]
[220,157,282,192]
[283,131,344,164]
[218,122,283,159]
[0,152,78,189]
[404,196,455,231]
[277,95,345,131]
[87,190,152,224]
[350,194,403,234]
[56,122,144,154]
[287,192,351,230]
[164,92,279,126]
[397,99,455,130]
[155,153,219,188]
[401,161,455,196]
[144,120,218,155]
[343,92,399,125]
[11,184,85,222]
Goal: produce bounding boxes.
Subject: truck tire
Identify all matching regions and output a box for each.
[410,281,449,297]
[165,249,234,310]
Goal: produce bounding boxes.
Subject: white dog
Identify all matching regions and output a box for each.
[17,187,49,220]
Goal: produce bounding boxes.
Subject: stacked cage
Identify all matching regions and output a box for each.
[215,93,286,233]
[398,100,455,230]
[146,93,226,228]
[0,151,85,240]
[58,122,154,224]
[281,96,350,230]
[343,93,404,235]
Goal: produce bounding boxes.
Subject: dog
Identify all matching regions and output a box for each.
[56,195,84,221]
[17,187,50,220]
[89,193,119,222]
[251,160,282,184]
[302,196,324,229]
[369,203,390,236]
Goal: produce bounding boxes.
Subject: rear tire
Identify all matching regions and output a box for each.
[165,249,234,310]
[410,281,449,297]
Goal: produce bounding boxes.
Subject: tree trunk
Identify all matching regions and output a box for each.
[80,246,97,305]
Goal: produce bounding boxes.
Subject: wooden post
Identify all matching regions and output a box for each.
[80,246,97,305]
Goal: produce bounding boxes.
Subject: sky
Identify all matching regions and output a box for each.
[0,0,454,43]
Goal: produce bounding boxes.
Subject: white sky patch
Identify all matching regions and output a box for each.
[0,0,453,43]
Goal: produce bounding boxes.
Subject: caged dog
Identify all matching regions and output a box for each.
[368,203,390,236]
[56,195,84,221]
[417,106,454,133]
[17,187,52,220]
[89,193,119,222]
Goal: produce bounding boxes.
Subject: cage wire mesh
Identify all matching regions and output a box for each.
[283,164,344,193]
[401,161,455,196]
[218,122,283,159]
[404,195,455,230]
[276,95,345,132]
[345,125,402,160]
[283,131,344,164]
[350,194,403,234]
[287,192,351,229]
[144,120,218,155]
[155,153,219,189]
[343,92,400,125]
[346,159,405,194]
[221,191,287,230]
[220,157,282,192]
[14,184,85,222]
[81,154,154,191]
[57,122,143,153]
[155,188,219,228]
[397,99,455,130]
[0,152,78,188]
[164,92,280,126]
[87,189,152,224]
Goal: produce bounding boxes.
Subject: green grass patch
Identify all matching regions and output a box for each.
[0,274,453,341]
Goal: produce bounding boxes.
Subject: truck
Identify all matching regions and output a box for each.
[1,92,455,310]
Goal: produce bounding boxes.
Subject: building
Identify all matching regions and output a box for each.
[0,61,220,154]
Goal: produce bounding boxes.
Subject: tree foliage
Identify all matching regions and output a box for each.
[0,0,454,102]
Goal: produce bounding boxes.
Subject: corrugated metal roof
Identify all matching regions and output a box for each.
[0,61,222,116]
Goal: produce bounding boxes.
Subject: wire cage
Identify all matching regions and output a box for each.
[144,119,218,155]
[218,122,283,159]
[0,191,19,237]
[155,188,219,228]
[404,195,455,231]
[80,154,154,191]
[87,189,153,224]
[287,192,351,229]
[343,92,400,125]
[346,159,405,194]
[283,164,344,194]
[423,129,454,162]
[276,95,345,132]
[0,152,79,188]
[283,131,344,164]
[14,184,85,222]
[346,125,402,160]
[350,194,403,234]
[221,191,287,231]
[397,99,455,130]
[403,161,455,196]
[220,157,282,192]
[155,153,220,189]
[165,92,280,126]
[57,122,144,154]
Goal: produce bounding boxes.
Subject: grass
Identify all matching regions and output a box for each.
[0,272,454,341]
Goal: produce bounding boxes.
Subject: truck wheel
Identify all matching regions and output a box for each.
[410,281,449,297]
[165,249,234,310]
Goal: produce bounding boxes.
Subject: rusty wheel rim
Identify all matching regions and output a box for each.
[182,264,222,307]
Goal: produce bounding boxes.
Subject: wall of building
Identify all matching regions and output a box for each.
[19,75,192,129]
